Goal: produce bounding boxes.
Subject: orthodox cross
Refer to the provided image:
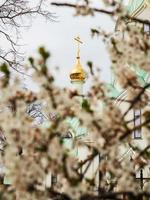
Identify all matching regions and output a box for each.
[74,36,83,59]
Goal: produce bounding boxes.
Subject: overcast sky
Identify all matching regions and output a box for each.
[10,1,125,92]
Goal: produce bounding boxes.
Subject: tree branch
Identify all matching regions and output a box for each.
[51,2,150,26]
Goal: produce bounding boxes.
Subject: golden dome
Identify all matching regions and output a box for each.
[70,36,85,82]
[70,58,85,81]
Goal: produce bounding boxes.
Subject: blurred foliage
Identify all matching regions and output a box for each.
[29,47,54,83]
[0,63,10,87]
[81,99,93,113]
[87,61,94,76]
[38,46,50,62]
[143,111,150,130]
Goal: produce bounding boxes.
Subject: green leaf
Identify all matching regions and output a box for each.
[38,47,50,62]
[81,99,93,113]
[0,63,10,77]
[0,63,10,86]
[28,57,34,65]
[87,61,94,75]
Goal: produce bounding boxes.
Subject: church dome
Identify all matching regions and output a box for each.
[70,58,85,82]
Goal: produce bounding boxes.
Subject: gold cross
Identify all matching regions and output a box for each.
[74,36,83,44]
[74,36,83,58]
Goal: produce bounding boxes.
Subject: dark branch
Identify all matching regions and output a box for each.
[51,2,150,26]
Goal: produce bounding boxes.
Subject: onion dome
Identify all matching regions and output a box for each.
[70,36,86,82]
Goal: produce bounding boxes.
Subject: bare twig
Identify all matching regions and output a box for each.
[0,0,55,71]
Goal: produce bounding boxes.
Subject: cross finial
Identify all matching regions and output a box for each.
[74,36,83,59]
[74,36,83,44]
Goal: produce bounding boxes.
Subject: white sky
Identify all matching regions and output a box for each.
[20,1,116,92]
